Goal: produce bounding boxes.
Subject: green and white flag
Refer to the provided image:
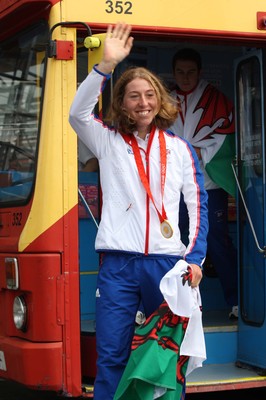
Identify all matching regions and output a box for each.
[171,80,236,197]
[114,301,189,400]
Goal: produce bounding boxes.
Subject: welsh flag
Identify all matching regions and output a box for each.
[171,80,236,198]
[198,84,236,198]
[114,301,189,400]
[204,132,236,198]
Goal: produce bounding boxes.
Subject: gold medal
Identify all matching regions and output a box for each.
[160,220,173,239]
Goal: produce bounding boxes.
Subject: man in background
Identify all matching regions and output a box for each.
[170,48,238,318]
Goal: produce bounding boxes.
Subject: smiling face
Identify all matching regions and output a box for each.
[173,59,200,93]
[122,77,159,138]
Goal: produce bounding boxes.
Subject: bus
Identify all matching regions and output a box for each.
[0,0,266,397]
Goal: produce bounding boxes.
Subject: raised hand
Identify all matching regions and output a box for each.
[98,22,134,74]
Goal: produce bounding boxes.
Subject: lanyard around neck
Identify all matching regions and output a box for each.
[124,126,168,224]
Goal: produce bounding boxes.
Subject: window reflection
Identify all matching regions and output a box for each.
[0,23,48,204]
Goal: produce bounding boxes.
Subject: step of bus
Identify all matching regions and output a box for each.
[80,317,266,393]
[186,362,266,393]
[202,309,238,364]
[185,311,266,392]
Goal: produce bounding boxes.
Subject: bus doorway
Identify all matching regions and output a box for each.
[78,33,266,393]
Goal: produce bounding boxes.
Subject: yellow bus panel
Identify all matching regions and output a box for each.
[65,0,266,35]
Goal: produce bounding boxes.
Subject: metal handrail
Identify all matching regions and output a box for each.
[78,187,99,229]
[231,162,266,255]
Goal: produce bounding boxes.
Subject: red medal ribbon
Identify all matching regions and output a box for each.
[123,126,168,224]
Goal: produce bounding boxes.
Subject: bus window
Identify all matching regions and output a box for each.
[0,23,47,205]
[236,55,265,325]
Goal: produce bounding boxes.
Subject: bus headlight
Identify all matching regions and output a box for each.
[13,296,27,331]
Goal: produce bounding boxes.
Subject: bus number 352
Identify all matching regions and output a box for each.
[105,0,133,14]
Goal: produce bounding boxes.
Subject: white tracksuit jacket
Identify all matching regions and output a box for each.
[69,66,208,266]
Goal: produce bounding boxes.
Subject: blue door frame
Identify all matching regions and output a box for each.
[235,51,266,369]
